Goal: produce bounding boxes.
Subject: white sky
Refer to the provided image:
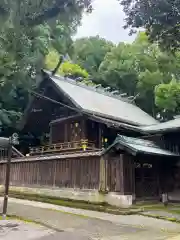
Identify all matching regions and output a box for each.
[74,0,135,44]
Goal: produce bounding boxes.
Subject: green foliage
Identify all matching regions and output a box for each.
[45,31,180,120]
[97,32,180,118]
[3,0,180,136]
[155,81,180,118]
[0,0,92,134]
[73,36,114,77]
[45,50,60,72]
[98,43,138,95]
[0,0,92,27]
[60,61,89,79]
[120,0,180,51]
[45,49,89,79]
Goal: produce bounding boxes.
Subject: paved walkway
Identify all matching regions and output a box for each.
[1,198,180,239]
[0,220,55,239]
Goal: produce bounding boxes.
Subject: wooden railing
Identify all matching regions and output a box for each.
[29,139,97,156]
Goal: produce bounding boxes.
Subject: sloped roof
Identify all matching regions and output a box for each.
[104,135,178,157]
[141,118,180,133]
[49,73,158,126]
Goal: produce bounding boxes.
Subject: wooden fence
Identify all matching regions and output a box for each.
[0,155,100,190]
[0,147,9,161]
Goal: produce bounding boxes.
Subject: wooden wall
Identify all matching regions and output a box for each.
[107,153,134,194]
[51,122,65,143]
[162,132,180,154]
[0,156,100,190]
[51,116,86,144]
[86,120,100,147]
[144,132,180,155]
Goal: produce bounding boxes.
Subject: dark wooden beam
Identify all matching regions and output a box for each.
[50,114,82,125]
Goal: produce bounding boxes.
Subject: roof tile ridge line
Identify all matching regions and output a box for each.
[117,135,158,149]
[118,135,156,146]
[53,74,131,104]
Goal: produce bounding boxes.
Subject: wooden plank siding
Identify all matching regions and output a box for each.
[107,154,135,194]
[144,132,180,155]
[0,156,100,190]
[50,116,87,145]
[123,155,135,195]
[107,155,125,193]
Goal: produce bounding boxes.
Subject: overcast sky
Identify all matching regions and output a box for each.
[74,0,135,44]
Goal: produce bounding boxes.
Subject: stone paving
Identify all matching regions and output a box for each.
[0,220,54,239]
[0,198,180,239]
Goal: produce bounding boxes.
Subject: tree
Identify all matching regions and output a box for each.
[60,61,89,79]
[120,0,180,51]
[0,0,92,27]
[137,70,163,116]
[73,36,114,77]
[98,42,138,96]
[97,32,180,117]
[0,0,92,134]
[155,81,180,120]
[45,49,89,79]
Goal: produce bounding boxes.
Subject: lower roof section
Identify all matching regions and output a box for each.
[104,135,179,157]
[140,118,180,134]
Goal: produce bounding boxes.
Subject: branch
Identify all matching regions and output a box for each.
[51,55,63,76]
[0,6,7,15]
[24,0,72,26]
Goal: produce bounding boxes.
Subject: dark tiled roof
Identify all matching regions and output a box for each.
[141,118,180,133]
[103,135,178,157]
[49,73,158,126]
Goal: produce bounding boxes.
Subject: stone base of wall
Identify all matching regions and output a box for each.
[0,186,133,208]
[168,191,180,202]
[106,192,133,208]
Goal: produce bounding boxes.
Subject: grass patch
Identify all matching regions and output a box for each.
[137,202,180,224]
[0,190,141,216]
[140,212,180,224]
[170,209,180,215]
[135,202,180,211]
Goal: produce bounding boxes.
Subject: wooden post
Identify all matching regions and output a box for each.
[2,138,12,219]
[2,133,18,219]
[81,119,86,140]
[53,160,57,187]
[49,125,52,144]
[98,124,102,149]
[99,156,107,193]
[64,123,68,142]
[115,157,121,192]
[131,158,136,201]
[119,154,125,194]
